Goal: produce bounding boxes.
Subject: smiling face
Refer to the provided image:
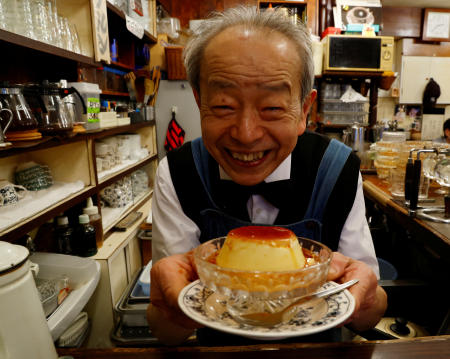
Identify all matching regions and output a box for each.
[194,26,316,186]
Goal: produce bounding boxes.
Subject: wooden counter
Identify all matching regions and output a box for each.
[363,174,450,260]
[57,335,450,358]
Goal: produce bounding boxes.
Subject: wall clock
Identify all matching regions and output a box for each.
[422,8,450,42]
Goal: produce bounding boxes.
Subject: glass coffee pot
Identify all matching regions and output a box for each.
[0,85,39,134]
[24,81,87,134]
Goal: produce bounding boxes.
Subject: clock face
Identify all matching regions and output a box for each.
[426,12,450,39]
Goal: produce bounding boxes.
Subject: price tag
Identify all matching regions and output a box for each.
[126,14,144,39]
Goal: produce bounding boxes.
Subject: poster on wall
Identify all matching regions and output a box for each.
[335,0,382,32]
[90,0,111,63]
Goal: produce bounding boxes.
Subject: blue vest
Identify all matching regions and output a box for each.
[167,131,359,250]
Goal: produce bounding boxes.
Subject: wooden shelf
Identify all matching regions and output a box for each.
[321,70,383,78]
[0,122,156,158]
[0,29,98,67]
[109,60,135,71]
[94,193,152,260]
[259,1,307,4]
[101,90,130,97]
[106,2,157,43]
[0,185,97,243]
[86,121,156,140]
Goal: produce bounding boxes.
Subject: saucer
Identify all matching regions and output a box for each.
[178,280,355,341]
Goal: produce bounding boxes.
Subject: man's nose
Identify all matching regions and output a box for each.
[230,107,264,143]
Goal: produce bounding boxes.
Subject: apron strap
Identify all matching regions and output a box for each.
[304,139,352,222]
[191,137,218,208]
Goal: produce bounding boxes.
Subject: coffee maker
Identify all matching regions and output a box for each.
[0,83,41,141]
[23,80,86,134]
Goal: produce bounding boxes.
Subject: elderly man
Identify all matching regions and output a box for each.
[147,6,387,345]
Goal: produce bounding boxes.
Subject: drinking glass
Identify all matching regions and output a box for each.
[46,0,62,47]
[69,22,81,54]
[16,0,36,39]
[31,0,51,44]
[434,156,450,195]
[0,0,7,31]
[59,15,73,51]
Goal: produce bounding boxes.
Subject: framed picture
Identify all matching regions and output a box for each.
[422,8,450,42]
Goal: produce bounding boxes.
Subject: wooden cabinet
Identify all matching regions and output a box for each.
[0,0,159,348]
[398,56,450,104]
[258,0,318,35]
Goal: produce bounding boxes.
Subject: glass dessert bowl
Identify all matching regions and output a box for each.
[194,236,332,327]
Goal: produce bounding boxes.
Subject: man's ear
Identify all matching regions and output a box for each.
[193,88,201,108]
[297,90,317,135]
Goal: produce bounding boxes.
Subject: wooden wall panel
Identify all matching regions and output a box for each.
[400,38,450,57]
[161,0,259,28]
[381,7,423,38]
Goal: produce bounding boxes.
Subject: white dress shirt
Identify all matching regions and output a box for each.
[152,155,380,278]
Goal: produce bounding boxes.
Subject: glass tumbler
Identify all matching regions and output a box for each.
[31,0,51,44]
[15,0,36,39]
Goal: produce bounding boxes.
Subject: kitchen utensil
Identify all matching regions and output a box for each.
[0,84,40,135]
[0,105,13,146]
[239,279,359,327]
[0,242,58,359]
[23,80,86,134]
[149,66,161,106]
[343,122,365,153]
[408,149,435,214]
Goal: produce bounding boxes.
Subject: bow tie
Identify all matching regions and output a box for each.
[216,179,293,221]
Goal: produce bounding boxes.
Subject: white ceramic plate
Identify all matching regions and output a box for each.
[178,280,355,341]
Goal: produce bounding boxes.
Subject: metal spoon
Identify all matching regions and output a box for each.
[240,279,359,327]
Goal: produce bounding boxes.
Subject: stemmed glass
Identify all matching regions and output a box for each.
[434,155,450,195]
[423,148,449,194]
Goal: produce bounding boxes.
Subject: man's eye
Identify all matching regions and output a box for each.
[263,107,283,112]
[212,105,234,113]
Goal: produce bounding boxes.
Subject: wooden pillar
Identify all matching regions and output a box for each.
[369,78,379,128]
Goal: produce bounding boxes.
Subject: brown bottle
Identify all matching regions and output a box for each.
[83,197,103,248]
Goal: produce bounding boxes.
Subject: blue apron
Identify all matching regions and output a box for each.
[191,137,352,243]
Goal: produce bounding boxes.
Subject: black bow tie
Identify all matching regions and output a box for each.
[216,179,293,221]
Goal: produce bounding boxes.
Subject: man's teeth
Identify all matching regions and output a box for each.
[231,151,264,162]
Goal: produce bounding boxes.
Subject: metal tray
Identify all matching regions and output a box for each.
[114,267,149,327]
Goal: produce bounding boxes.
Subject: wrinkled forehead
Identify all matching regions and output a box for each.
[201,25,302,82]
[205,25,296,56]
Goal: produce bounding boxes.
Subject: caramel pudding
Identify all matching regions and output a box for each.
[216,226,306,271]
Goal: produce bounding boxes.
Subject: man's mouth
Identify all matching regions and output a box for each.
[229,150,266,162]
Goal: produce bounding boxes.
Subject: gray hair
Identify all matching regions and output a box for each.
[183,5,314,104]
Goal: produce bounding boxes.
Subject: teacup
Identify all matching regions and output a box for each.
[95,141,112,157]
[0,180,27,206]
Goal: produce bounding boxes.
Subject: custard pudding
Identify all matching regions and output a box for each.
[216,226,306,271]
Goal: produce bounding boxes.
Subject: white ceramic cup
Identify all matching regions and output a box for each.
[0,180,28,207]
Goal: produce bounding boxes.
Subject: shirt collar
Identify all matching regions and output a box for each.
[219,154,292,183]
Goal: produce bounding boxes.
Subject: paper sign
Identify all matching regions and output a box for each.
[126,14,144,39]
[421,114,444,140]
[90,0,111,63]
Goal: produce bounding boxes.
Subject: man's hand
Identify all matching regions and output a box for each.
[327,252,387,331]
[147,252,203,345]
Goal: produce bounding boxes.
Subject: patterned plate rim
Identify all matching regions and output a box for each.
[178,279,355,340]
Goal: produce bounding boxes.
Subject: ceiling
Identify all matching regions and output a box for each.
[382,0,450,8]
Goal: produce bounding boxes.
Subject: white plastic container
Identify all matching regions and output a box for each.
[68,82,102,130]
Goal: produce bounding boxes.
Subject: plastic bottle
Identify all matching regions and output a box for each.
[83,197,103,248]
[111,38,118,62]
[55,216,73,255]
[75,214,98,257]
